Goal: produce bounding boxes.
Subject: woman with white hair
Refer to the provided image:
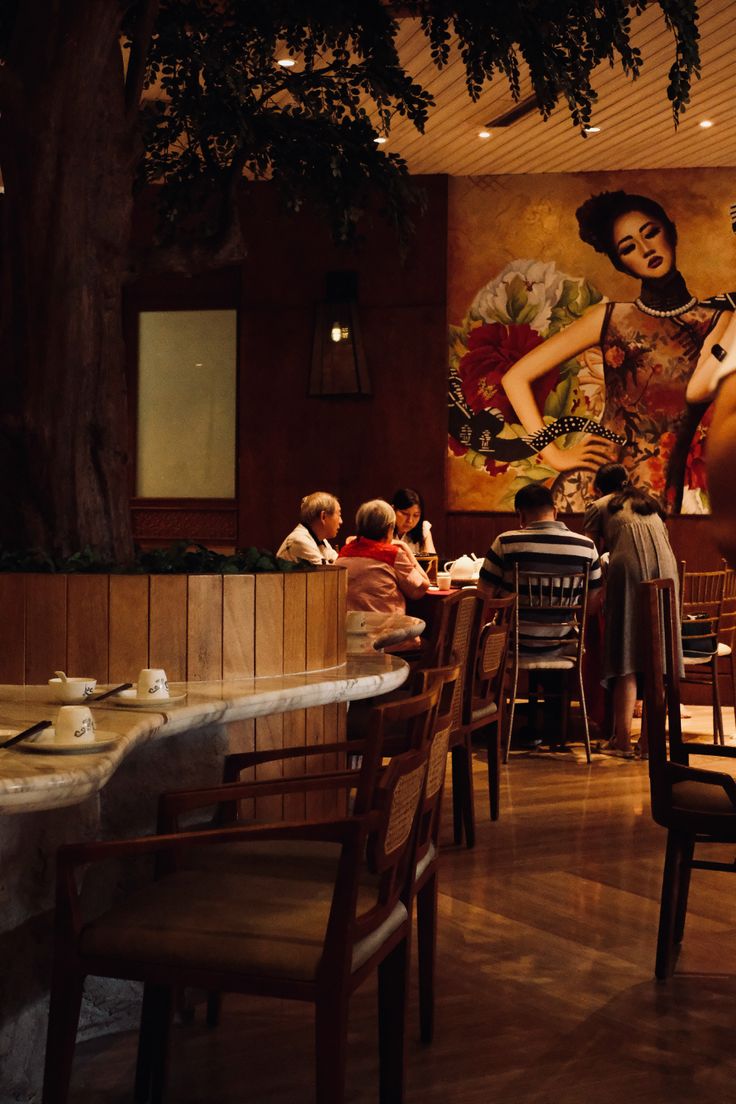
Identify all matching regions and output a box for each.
[337,499,429,612]
[276,491,342,565]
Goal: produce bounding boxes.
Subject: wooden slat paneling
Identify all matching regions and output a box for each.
[0,575,25,684]
[254,575,284,677]
[223,574,255,679]
[108,576,150,683]
[66,575,109,681]
[149,575,188,680]
[187,575,223,681]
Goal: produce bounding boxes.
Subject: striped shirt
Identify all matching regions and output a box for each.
[480,521,602,652]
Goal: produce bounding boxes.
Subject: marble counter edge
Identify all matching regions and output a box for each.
[0,656,409,814]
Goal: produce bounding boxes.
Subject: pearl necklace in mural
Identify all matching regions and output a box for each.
[634,295,698,318]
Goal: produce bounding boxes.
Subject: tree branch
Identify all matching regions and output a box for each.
[124,0,160,119]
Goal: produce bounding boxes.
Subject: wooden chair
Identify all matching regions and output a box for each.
[462,593,515,821]
[505,564,592,763]
[640,578,736,980]
[178,667,458,1046]
[679,560,727,744]
[42,688,440,1104]
[435,589,478,848]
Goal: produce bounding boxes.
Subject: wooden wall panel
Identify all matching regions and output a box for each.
[305,572,327,672]
[0,575,25,684]
[66,576,109,681]
[254,575,284,677]
[323,570,339,669]
[108,576,150,682]
[283,573,307,675]
[149,575,188,680]
[336,566,348,665]
[223,574,255,679]
[26,574,66,684]
[186,576,223,681]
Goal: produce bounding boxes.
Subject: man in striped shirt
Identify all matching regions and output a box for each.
[478,483,602,745]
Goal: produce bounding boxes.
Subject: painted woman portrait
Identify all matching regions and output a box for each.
[501,190,733,512]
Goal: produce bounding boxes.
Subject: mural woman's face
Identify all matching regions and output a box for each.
[612,209,674,279]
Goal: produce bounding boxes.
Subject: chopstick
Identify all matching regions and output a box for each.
[0,720,53,751]
[88,682,133,703]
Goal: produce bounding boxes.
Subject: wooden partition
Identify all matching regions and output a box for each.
[0,567,347,685]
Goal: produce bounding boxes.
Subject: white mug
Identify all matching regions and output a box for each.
[137,668,169,700]
[436,572,452,591]
[56,706,96,744]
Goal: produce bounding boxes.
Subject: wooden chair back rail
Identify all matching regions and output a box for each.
[506,564,591,764]
[679,560,728,745]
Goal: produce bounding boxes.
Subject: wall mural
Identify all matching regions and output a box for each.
[447,183,735,515]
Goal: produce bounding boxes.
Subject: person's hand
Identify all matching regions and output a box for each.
[540,435,618,472]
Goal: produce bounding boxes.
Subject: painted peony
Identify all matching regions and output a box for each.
[471,259,568,334]
[457,322,556,423]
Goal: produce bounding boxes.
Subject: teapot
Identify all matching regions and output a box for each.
[443,554,482,584]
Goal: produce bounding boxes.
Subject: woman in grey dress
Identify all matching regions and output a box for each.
[585,463,680,756]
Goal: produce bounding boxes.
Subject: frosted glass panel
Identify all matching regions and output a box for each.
[137,310,236,498]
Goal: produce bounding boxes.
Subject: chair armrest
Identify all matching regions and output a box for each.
[158,768,360,830]
[666,761,736,805]
[223,741,354,779]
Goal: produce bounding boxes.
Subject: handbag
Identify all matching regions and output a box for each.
[681,613,718,657]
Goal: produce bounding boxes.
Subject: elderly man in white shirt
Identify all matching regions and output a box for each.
[277,492,342,565]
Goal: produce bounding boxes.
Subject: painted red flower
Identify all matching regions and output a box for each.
[457,322,556,423]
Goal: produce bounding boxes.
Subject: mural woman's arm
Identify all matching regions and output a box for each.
[686,311,735,403]
[706,373,736,566]
[502,304,616,472]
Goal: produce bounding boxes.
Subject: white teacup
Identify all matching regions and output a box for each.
[55,706,96,745]
[436,572,452,591]
[137,668,170,700]
[346,611,368,633]
[48,676,97,703]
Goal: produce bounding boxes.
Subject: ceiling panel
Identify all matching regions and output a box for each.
[388,0,736,175]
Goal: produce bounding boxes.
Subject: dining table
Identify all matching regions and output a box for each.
[0,652,410,1103]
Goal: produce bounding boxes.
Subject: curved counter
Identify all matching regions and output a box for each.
[0,654,409,814]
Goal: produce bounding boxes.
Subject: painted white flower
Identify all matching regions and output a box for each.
[470,259,569,334]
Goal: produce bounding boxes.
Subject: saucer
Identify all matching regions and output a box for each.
[114,688,187,708]
[17,729,121,755]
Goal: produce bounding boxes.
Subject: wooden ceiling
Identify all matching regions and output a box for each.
[389,0,736,175]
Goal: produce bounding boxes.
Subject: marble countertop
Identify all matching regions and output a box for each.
[0,654,409,814]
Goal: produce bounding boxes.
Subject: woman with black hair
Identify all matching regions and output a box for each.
[502,190,733,511]
[584,462,681,756]
[391,488,436,556]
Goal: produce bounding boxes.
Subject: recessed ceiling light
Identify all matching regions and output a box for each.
[277,57,295,68]
[374,136,388,145]
[478,130,491,139]
[699,119,714,128]
[584,126,601,134]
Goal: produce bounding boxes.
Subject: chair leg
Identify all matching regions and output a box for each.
[577,669,592,764]
[711,658,725,744]
[451,746,464,846]
[135,984,173,1104]
[315,993,349,1104]
[673,837,695,945]
[416,873,438,1044]
[378,937,410,1104]
[461,740,476,848]
[42,963,84,1104]
[730,652,736,729]
[487,721,501,822]
[504,663,519,764]
[655,831,690,980]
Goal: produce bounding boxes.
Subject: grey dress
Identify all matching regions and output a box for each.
[584,493,681,685]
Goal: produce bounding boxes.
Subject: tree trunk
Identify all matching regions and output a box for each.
[0,2,134,562]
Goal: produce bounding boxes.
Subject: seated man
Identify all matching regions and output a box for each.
[276,492,342,565]
[478,483,603,746]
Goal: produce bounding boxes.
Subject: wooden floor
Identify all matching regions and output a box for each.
[70,706,736,1103]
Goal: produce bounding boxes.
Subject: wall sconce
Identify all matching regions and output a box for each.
[309,271,371,396]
